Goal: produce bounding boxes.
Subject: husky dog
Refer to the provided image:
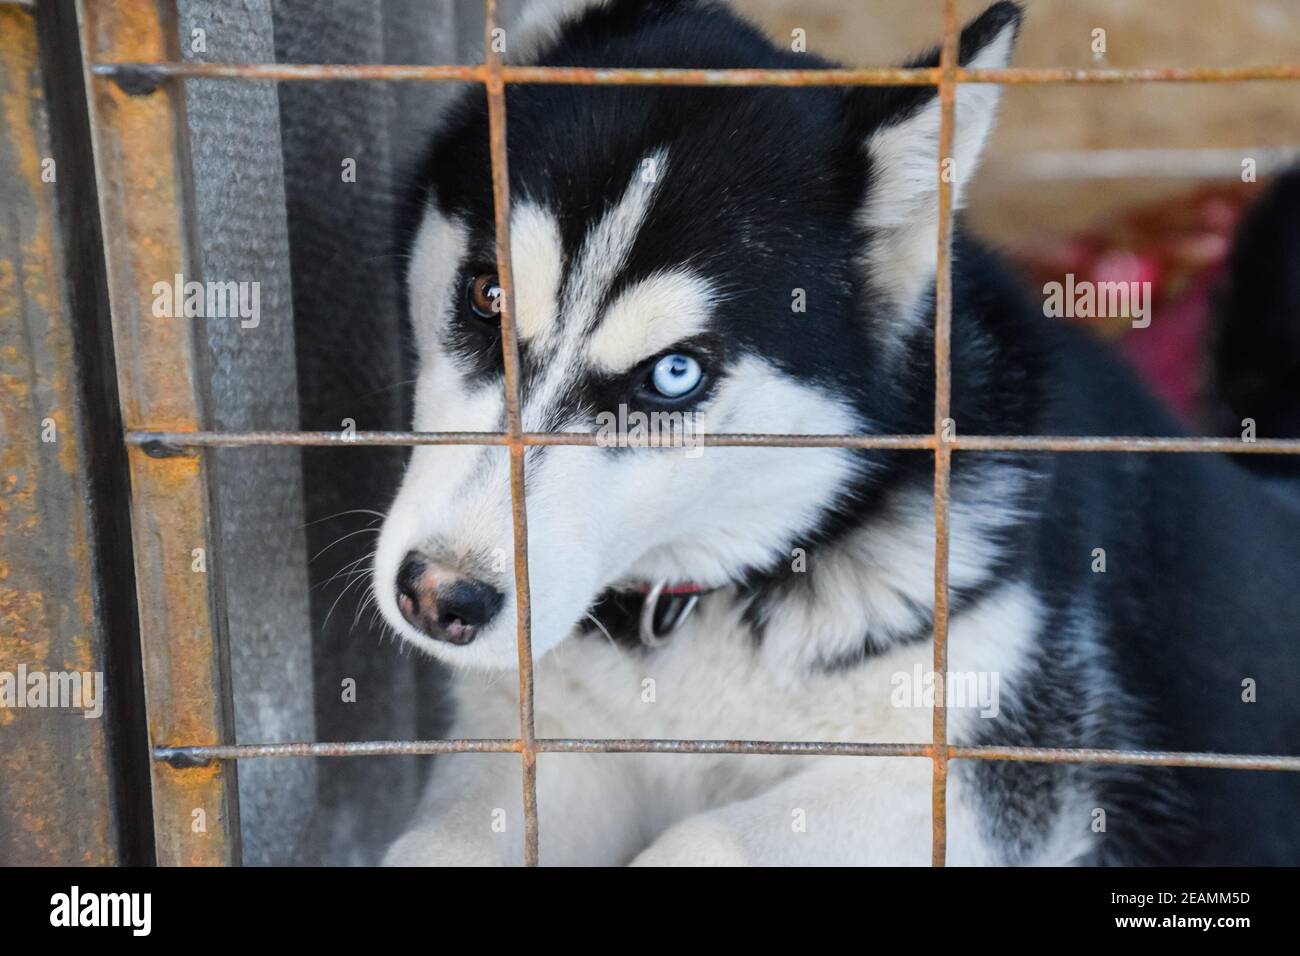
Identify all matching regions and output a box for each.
[373,0,1300,865]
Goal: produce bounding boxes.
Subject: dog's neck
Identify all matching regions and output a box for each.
[737,460,1034,675]
[580,459,1034,675]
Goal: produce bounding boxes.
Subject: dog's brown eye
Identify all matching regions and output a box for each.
[466,273,502,319]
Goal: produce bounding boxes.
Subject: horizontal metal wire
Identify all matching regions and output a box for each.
[155,739,522,767]
[91,62,1300,87]
[125,429,1300,454]
[152,738,1300,772]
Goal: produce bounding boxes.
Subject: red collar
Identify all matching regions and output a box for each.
[617,582,711,597]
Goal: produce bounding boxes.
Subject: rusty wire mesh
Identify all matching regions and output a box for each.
[87,0,1300,866]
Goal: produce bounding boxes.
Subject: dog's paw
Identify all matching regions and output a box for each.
[629,819,751,867]
[381,825,508,866]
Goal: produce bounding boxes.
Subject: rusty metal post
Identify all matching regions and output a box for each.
[0,0,121,865]
[928,0,960,869]
[76,0,238,866]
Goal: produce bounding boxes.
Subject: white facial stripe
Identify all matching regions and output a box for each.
[703,354,861,435]
[407,208,469,354]
[510,202,564,345]
[587,269,715,373]
[562,148,668,337]
[518,150,670,429]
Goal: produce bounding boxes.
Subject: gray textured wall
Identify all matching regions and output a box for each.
[178,0,317,866]
[272,0,473,865]
[173,0,524,866]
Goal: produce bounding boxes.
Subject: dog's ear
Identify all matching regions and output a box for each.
[846,1,1022,323]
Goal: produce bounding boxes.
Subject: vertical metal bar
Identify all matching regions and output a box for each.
[0,0,120,864]
[75,0,238,865]
[930,0,960,869]
[483,0,540,867]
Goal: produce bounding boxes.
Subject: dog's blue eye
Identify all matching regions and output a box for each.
[650,354,702,399]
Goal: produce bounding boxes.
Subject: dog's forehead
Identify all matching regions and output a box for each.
[409,75,872,397]
[505,149,718,368]
[426,81,854,249]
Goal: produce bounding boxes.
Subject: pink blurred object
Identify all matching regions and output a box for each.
[1093,249,1163,292]
[1118,267,1222,419]
[1015,183,1257,423]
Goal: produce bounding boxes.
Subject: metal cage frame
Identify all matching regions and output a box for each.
[76,0,1300,866]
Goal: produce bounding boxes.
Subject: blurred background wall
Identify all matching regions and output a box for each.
[734,0,1300,242]
[736,0,1299,422]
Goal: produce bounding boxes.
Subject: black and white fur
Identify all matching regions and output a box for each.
[373,0,1300,865]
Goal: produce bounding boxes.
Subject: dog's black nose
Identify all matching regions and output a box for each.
[396,552,504,645]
